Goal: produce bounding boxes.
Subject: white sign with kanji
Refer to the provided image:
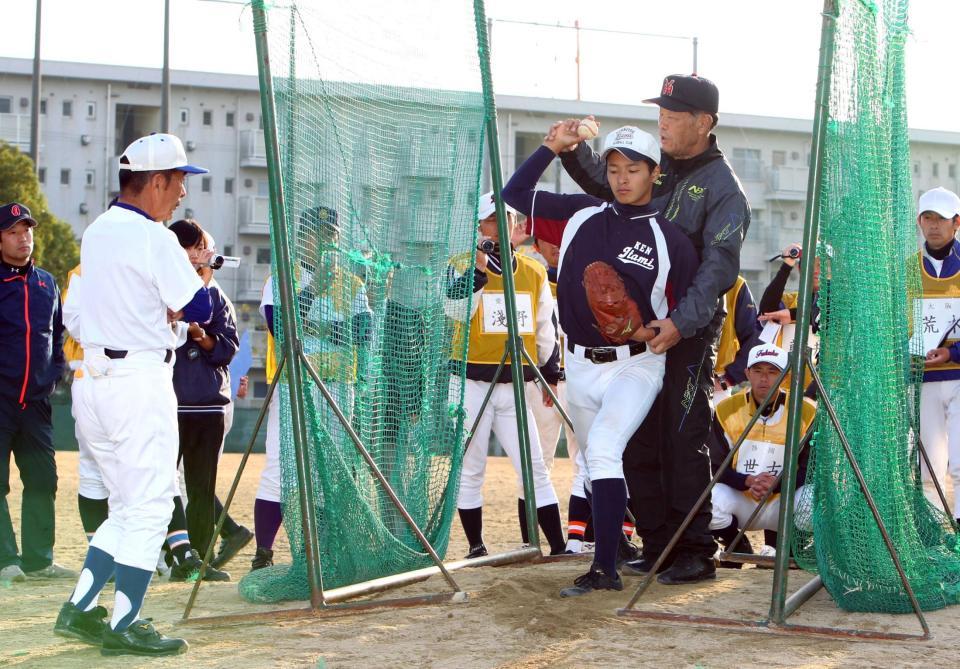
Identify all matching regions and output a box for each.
[481,291,535,334]
[735,439,785,479]
[910,297,960,354]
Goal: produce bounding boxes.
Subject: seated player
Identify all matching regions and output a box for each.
[446,193,566,558]
[502,124,700,596]
[708,344,816,560]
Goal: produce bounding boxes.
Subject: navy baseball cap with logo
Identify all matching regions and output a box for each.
[299,205,339,232]
[0,202,38,233]
[644,74,719,114]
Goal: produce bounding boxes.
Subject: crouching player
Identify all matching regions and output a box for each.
[708,344,816,559]
[503,124,699,596]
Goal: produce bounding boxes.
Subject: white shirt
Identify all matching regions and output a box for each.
[79,203,203,352]
[259,274,274,320]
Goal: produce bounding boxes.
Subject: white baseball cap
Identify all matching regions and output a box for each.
[478,191,515,221]
[747,344,789,371]
[601,126,661,165]
[119,133,209,174]
[918,187,960,219]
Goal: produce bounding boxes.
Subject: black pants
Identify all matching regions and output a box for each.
[624,335,717,559]
[0,398,57,571]
[177,411,225,558]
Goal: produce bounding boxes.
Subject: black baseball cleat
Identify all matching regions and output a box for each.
[211,526,254,569]
[616,535,640,567]
[251,547,274,571]
[621,556,673,576]
[560,567,623,597]
[464,543,488,559]
[100,619,188,657]
[656,553,716,585]
[54,602,109,645]
[169,551,230,582]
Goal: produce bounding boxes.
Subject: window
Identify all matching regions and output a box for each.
[731,148,763,182]
[253,381,268,399]
[914,162,921,176]
[60,168,71,185]
[38,167,45,184]
[85,102,96,119]
[224,178,234,194]
[85,169,95,188]
[0,97,11,114]
[201,176,212,193]
[202,109,212,126]
[933,163,940,178]
[62,100,73,117]
[179,108,189,125]
[514,132,545,171]
[772,150,786,167]
[223,244,234,257]
[257,180,270,196]
[950,164,957,179]
[771,211,785,228]
[39,99,46,114]
[226,111,235,127]
[256,247,271,265]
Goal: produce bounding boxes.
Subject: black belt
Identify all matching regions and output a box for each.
[105,348,174,364]
[567,340,646,364]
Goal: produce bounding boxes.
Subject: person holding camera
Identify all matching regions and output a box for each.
[446,192,566,559]
[166,219,239,580]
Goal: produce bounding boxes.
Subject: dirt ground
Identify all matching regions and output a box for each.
[2,452,958,668]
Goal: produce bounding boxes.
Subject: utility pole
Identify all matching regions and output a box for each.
[575,19,581,101]
[161,0,171,133]
[29,0,41,171]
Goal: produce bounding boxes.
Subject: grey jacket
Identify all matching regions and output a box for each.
[559,134,750,339]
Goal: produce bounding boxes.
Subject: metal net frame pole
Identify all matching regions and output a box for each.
[251,0,326,610]
[473,0,541,550]
[767,0,837,624]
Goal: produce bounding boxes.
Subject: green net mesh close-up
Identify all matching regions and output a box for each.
[791,0,960,613]
[239,0,486,603]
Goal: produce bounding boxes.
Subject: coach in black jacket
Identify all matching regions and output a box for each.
[168,220,239,563]
[557,75,750,584]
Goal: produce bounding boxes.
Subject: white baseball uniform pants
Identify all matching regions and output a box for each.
[74,400,109,501]
[564,346,664,491]
[256,391,282,503]
[72,352,179,571]
[709,483,815,533]
[455,377,558,510]
[529,380,580,476]
[920,379,960,517]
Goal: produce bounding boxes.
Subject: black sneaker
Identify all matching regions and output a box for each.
[100,619,188,657]
[559,567,623,597]
[211,526,254,569]
[621,556,673,576]
[616,535,640,567]
[465,543,488,559]
[169,551,230,582]
[54,602,109,645]
[251,547,274,571]
[657,553,716,585]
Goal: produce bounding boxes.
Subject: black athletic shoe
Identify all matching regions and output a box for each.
[616,535,640,567]
[211,526,254,569]
[464,543,488,559]
[251,547,274,571]
[657,553,716,585]
[621,556,673,576]
[100,619,188,657]
[169,551,230,583]
[559,567,623,597]
[54,602,109,645]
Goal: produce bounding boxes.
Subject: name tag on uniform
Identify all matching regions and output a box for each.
[735,439,784,478]
[481,292,535,334]
[911,297,960,354]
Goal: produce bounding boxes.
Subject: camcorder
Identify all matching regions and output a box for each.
[205,255,242,270]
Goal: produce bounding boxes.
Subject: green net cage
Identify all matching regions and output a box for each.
[791,0,960,613]
[240,0,487,603]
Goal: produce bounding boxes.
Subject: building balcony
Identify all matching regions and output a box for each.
[767,166,809,201]
[0,113,31,151]
[239,196,270,235]
[236,269,268,303]
[239,130,267,168]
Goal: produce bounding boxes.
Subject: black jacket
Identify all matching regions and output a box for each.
[0,261,64,404]
[172,283,239,408]
[560,135,750,339]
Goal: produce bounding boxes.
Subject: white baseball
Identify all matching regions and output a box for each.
[577,118,599,140]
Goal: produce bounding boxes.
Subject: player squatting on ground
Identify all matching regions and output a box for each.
[503,123,700,596]
[52,133,212,657]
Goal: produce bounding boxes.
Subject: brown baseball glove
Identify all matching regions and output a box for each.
[582,261,644,345]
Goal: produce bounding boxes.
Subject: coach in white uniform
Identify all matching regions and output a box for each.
[53,134,211,657]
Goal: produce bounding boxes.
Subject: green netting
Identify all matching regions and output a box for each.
[239,0,486,603]
[791,0,960,612]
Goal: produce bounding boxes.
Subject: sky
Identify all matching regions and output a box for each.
[2,0,958,132]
